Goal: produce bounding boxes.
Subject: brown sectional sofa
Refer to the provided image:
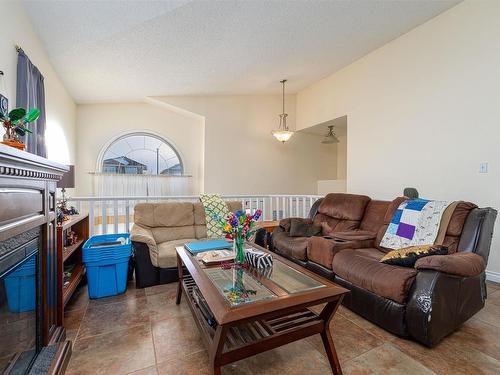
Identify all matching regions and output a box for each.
[270,193,497,347]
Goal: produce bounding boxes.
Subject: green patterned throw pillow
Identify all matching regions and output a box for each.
[199,194,230,238]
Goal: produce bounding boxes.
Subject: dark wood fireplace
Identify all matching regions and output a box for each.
[0,144,71,374]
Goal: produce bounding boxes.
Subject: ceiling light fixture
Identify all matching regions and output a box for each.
[272,79,293,143]
[321,125,340,144]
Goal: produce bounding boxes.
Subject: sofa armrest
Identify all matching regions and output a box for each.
[130,224,159,267]
[269,226,285,252]
[406,269,486,347]
[319,236,374,250]
[332,230,377,242]
[415,252,486,277]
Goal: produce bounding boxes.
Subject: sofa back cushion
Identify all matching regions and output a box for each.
[152,226,196,243]
[375,199,477,253]
[314,193,370,233]
[134,200,245,242]
[317,193,371,220]
[134,202,194,228]
[359,200,391,233]
[442,201,477,253]
[375,197,408,252]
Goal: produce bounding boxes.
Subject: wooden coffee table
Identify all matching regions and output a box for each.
[176,243,348,375]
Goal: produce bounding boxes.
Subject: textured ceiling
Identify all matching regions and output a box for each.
[22,0,459,103]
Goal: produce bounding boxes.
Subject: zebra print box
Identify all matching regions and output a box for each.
[245,248,273,268]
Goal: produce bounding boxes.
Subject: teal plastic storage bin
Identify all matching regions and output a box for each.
[85,257,130,299]
[4,256,36,312]
[83,234,131,299]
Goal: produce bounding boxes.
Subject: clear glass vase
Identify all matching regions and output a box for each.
[233,235,246,264]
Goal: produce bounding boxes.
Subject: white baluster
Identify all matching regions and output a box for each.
[89,201,95,236]
[113,200,119,234]
[101,201,107,234]
[125,200,130,233]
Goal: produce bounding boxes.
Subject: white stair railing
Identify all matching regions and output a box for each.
[67,195,322,236]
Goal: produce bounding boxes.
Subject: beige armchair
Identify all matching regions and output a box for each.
[130,201,242,287]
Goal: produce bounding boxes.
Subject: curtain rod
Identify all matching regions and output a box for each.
[15,44,21,52]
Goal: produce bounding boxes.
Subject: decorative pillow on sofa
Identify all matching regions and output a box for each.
[380,245,448,268]
[199,194,230,238]
[289,218,322,237]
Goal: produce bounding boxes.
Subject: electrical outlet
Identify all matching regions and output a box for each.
[479,162,488,174]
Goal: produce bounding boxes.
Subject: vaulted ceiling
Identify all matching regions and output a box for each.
[23,0,459,103]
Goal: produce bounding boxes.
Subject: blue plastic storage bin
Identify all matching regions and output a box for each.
[4,256,36,313]
[82,233,132,299]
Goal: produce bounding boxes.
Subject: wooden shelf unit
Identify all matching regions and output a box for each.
[62,263,86,305]
[57,214,89,326]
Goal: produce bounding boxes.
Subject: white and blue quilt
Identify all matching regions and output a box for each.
[379,199,450,250]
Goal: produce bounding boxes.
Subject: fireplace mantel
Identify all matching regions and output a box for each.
[0,144,67,180]
[0,144,71,374]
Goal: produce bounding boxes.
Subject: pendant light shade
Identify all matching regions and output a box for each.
[272,79,294,143]
[321,125,340,144]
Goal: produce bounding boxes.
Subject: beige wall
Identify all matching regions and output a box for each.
[153,95,337,195]
[296,0,500,275]
[317,179,347,195]
[0,1,76,165]
[75,102,205,196]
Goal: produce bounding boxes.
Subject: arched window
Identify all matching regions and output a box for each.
[101,132,183,176]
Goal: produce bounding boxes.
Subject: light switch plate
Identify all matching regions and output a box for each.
[479,162,488,174]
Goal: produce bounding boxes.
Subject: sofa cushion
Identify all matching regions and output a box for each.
[318,193,371,221]
[375,201,477,254]
[134,202,194,228]
[272,231,309,261]
[353,247,386,261]
[152,225,196,244]
[375,197,408,253]
[318,216,360,234]
[415,252,486,277]
[383,197,409,224]
[306,236,356,270]
[290,218,322,237]
[195,225,207,239]
[194,202,206,225]
[157,238,198,268]
[279,217,311,232]
[359,200,391,233]
[442,201,477,253]
[446,202,478,236]
[332,249,417,303]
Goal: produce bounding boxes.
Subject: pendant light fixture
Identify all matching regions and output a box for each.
[272,79,294,143]
[321,125,340,144]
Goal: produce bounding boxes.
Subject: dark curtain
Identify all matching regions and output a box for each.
[16,48,46,157]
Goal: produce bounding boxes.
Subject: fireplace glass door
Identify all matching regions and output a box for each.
[0,239,39,374]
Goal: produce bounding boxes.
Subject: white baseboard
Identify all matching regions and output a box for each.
[486,270,500,283]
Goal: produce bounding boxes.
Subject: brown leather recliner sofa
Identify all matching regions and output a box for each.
[270,193,497,347]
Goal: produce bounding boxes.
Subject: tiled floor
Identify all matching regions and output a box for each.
[64,280,500,375]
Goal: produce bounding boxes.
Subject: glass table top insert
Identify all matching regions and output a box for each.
[204,267,276,306]
[202,251,326,306]
[266,260,326,294]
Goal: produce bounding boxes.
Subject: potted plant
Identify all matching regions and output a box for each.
[0,107,40,151]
